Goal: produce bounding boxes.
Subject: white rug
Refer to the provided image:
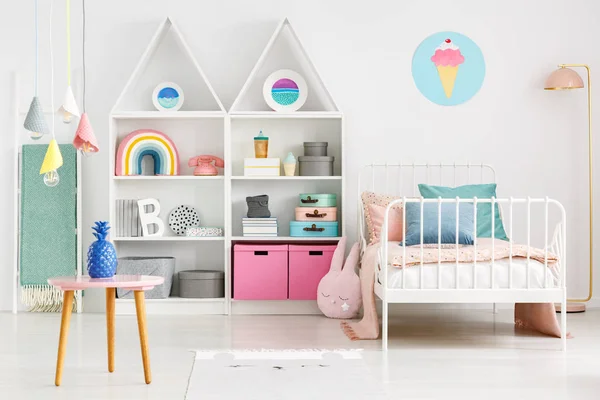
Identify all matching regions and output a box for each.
[186,350,386,399]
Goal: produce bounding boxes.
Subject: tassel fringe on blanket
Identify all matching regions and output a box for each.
[21,285,77,312]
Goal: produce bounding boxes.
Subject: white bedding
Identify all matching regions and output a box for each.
[378,242,559,290]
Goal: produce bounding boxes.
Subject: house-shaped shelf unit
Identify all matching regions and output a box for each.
[108,17,228,315]
[108,17,344,316]
[230,18,339,114]
[227,18,345,315]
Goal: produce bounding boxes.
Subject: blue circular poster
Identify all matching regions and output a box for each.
[412,32,485,106]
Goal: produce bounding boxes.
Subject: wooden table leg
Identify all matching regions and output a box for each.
[55,290,74,387]
[106,288,116,373]
[134,290,151,384]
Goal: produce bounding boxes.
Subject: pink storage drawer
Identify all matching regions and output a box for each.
[294,207,337,222]
[288,245,336,300]
[233,244,288,300]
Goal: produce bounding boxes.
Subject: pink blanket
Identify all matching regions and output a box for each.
[341,241,566,341]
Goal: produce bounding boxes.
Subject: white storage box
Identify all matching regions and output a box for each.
[244,158,280,176]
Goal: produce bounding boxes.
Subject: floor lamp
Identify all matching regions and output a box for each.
[545,64,592,313]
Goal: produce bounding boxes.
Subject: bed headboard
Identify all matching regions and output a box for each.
[357,162,497,249]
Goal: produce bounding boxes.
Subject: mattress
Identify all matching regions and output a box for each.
[378,242,559,289]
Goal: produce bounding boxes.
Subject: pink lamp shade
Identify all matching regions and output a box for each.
[544,67,584,90]
[73,112,99,153]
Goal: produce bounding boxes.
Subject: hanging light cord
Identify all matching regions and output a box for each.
[66,0,70,87]
[50,0,55,138]
[82,0,85,111]
[34,0,38,96]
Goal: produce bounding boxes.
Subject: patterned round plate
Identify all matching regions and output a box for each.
[168,205,201,236]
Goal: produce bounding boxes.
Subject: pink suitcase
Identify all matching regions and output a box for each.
[294,207,337,222]
[234,244,288,300]
[288,245,336,300]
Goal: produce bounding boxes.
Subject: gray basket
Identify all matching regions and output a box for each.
[179,270,225,298]
[246,194,271,218]
[116,257,175,299]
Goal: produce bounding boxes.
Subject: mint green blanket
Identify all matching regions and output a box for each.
[20,144,77,311]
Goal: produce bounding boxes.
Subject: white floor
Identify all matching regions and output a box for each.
[0,309,598,399]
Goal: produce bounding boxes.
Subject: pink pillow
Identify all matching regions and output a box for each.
[317,237,362,319]
[367,203,404,243]
[361,191,403,244]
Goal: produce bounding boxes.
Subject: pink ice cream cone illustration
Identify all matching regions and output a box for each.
[430,39,465,98]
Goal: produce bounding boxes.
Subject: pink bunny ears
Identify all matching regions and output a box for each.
[328,237,359,273]
[329,237,347,272]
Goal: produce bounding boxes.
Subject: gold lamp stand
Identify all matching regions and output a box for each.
[545,64,592,313]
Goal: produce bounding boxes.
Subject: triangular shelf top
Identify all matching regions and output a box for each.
[112,17,225,113]
[230,18,339,113]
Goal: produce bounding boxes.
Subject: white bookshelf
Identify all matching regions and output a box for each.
[108,17,228,315]
[227,18,344,315]
[108,17,344,315]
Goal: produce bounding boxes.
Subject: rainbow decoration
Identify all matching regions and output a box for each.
[271,78,300,106]
[115,129,180,176]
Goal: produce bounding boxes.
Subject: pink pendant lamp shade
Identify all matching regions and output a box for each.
[544,67,584,90]
[73,112,99,153]
[72,0,98,155]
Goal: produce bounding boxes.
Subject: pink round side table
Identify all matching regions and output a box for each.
[48,275,164,386]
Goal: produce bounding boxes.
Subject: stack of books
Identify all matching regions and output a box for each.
[115,199,141,237]
[242,217,278,237]
[115,199,157,237]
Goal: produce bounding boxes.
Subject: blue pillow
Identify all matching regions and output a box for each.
[401,202,475,246]
[418,183,508,241]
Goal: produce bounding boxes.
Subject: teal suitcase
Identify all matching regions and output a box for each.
[298,193,337,208]
[290,221,339,237]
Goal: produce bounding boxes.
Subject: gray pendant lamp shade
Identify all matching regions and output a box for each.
[24,96,50,135]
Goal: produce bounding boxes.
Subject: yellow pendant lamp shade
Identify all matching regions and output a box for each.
[40,139,63,174]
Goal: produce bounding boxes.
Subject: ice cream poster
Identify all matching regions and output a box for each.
[412,32,485,106]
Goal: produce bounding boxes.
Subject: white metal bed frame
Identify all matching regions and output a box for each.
[357,163,567,351]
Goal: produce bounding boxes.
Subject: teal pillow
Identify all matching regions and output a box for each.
[401,202,475,246]
[418,183,508,241]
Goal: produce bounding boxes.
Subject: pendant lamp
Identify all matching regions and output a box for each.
[24,0,49,140]
[40,139,63,187]
[73,0,98,154]
[41,0,63,187]
[58,0,79,124]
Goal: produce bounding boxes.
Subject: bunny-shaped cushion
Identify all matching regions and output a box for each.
[317,237,362,319]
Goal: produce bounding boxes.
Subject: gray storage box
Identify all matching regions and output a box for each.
[298,156,334,176]
[116,257,175,299]
[179,270,225,298]
[303,142,328,156]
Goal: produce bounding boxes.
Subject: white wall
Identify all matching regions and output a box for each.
[2,0,599,311]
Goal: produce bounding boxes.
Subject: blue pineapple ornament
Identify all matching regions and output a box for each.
[87,221,118,278]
